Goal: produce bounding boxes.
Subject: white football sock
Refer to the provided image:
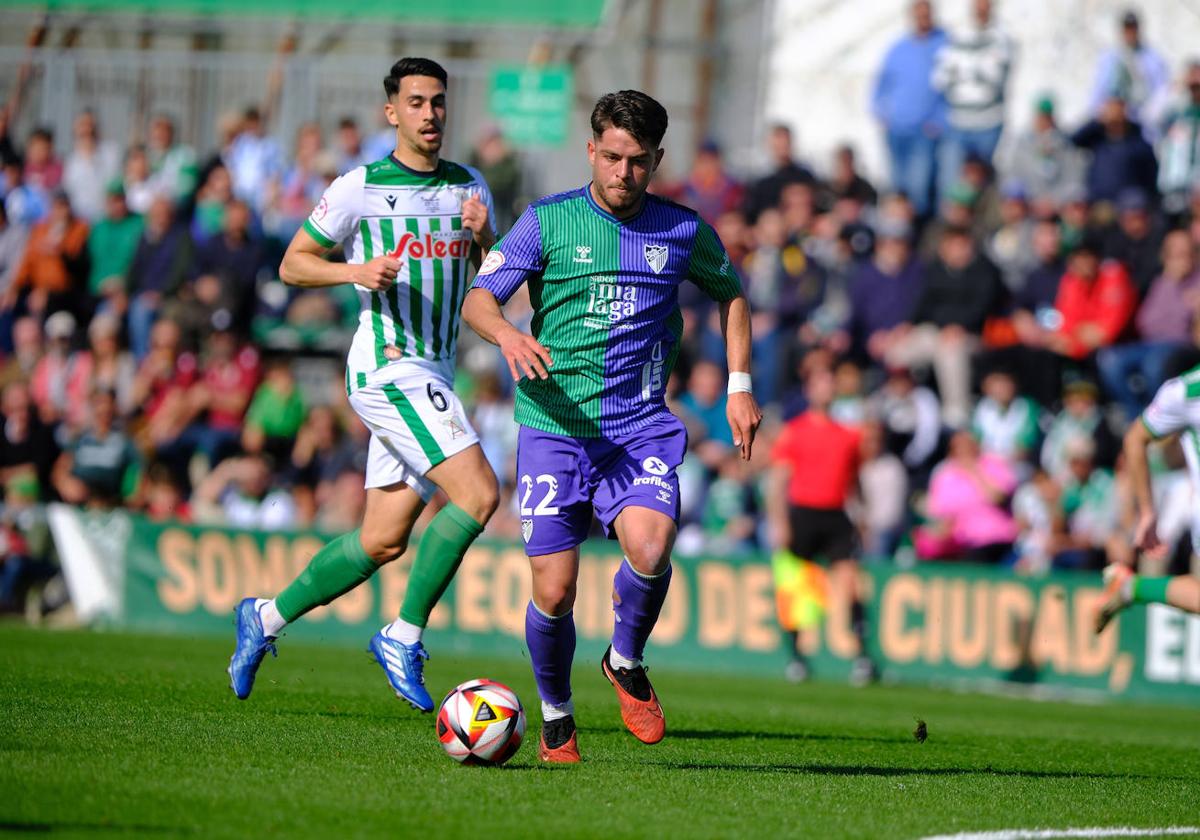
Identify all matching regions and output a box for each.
[255,598,286,637]
[1121,575,1135,603]
[541,698,574,722]
[382,619,423,645]
[609,647,640,671]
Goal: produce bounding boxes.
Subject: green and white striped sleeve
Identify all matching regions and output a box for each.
[1141,377,1187,439]
[302,167,364,250]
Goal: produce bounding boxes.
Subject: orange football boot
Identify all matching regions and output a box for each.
[601,645,665,744]
[539,715,581,763]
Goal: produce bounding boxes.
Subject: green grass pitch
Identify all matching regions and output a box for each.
[3,624,1200,839]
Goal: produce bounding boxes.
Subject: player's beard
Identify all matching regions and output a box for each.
[403,122,443,157]
[599,181,644,215]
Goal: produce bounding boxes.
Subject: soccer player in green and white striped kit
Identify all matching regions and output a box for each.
[228,58,499,712]
[1096,365,1200,632]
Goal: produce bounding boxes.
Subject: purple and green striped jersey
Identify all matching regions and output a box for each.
[472,185,742,438]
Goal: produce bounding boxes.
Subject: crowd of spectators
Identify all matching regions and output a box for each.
[3,2,1200,611]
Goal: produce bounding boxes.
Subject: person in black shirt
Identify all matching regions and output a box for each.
[883,224,1003,427]
[743,124,817,222]
[0,380,57,500]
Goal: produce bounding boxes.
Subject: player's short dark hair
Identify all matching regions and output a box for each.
[590,90,669,149]
[384,58,448,98]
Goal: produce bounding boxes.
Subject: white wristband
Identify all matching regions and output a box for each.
[727,371,753,395]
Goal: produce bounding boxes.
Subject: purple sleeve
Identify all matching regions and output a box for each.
[470,205,543,304]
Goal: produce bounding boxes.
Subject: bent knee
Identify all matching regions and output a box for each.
[624,538,672,577]
[533,583,576,617]
[454,474,500,524]
[361,536,408,566]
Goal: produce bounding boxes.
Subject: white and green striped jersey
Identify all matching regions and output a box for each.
[1142,365,1200,493]
[302,155,495,393]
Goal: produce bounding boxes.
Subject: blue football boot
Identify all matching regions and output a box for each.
[228,597,277,700]
[368,631,434,712]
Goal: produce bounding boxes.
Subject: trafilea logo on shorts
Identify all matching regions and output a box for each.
[387,231,471,261]
[642,456,669,476]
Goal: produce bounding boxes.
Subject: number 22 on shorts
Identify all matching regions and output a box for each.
[519,474,560,516]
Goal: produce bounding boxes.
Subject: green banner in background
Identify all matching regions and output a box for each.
[19,0,609,27]
[488,65,574,148]
[51,509,1200,705]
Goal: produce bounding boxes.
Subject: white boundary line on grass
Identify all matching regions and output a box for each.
[921,828,1200,840]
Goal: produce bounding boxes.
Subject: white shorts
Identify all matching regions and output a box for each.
[347,362,479,501]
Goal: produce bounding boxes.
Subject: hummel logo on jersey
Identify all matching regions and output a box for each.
[385,195,397,210]
[644,243,669,274]
[574,245,593,263]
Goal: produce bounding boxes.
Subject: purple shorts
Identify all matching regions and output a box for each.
[515,413,688,556]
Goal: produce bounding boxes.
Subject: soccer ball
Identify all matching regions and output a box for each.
[435,678,526,765]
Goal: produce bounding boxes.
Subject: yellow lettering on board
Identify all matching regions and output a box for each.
[879,574,923,664]
[740,566,777,652]
[991,582,1034,670]
[1030,585,1071,673]
[456,547,491,633]
[157,529,198,613]
[198,532,238,615]
[1073,588,1117,676]
[697,563,738,648]
[947,580,989,668]
[654,569,688,645]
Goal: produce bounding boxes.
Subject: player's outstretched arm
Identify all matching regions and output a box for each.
[1123,420,1162,553]
[719,294,763,461]
[279,227,399,291]
[461,288,552,382]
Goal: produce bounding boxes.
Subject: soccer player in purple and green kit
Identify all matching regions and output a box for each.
[462,90,762,763]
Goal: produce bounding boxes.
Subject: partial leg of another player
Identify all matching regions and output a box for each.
[370,444,499,710]
[1095,564,1200,632]
[526,547,581,763]
[602,506,674,745]
[229,481,424,700]
[831,557,876,686]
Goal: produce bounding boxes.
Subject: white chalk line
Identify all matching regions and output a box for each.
[920,827,1200,840]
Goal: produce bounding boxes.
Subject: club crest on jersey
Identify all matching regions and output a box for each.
[521,519,533,543]
[644,243,669,274]
[387,230,471,261]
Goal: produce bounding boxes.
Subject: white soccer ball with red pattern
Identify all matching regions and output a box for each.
[435,678,525,765]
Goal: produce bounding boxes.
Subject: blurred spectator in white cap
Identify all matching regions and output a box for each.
[29,310,75,427]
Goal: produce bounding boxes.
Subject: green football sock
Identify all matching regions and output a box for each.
[1132,576,1172,605]
[400,502,484,627]
[275,530,377,623]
